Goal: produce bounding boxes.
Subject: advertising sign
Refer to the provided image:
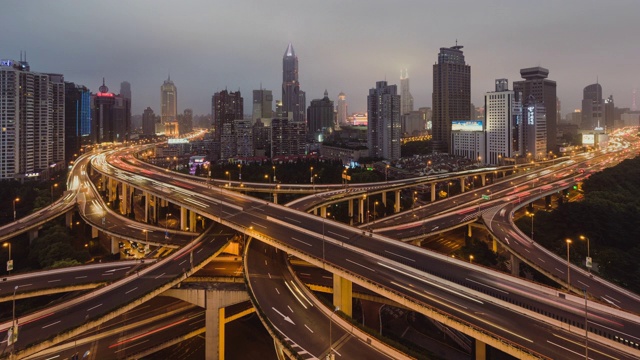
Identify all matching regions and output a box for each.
[452,120,483,132]
[582,134,595,145]
[6,259,13,272]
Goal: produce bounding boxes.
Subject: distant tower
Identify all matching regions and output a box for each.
[337,92,347,125]
[252,88,273,121]
[282,43,305,122]
[160,75,177,124]
[605,95,615,131]
[120,81,131,101]
[432,44,471,153]
[632,88,638,111]
[400,69,414,115]
[367,81,401,160]
[307,90,334,139]
[581,83,603,130]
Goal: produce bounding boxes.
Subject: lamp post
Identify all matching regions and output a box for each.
[373,201,379,223]
[447,182,452,197]
[13,197,20,222]
[165,213,172,240]
[328,306,340,360]
[51,183,58,204]
[272,166,276,183]
[469,254,474,264]
[225,171,230,187]
[310,166,314,187]
[3,242,11,274]
[566,238,572,286]
[237,163,242,181]
[579,235,591,274]
[526,211,535,241]
[385,164,389,182]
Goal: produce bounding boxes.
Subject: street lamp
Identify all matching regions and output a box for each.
[328,306,340,360]
[373,201,379,223]
[447,182,452,197]
[13,197,19,222]
[310,166,314,186]
[526,211,535,241]
[579,235,591,274]
[3,242,11,274]
[225,171,231,187]
[272,166,276,183]
[237,163,242,181]
[566,238,572,286]
[385,164,390,182]
[51,183,59,204]
[469,254,474,264]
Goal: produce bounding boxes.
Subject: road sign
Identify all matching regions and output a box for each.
[6,259,13,272]
[586,256,592,268]
[481,194,491,200]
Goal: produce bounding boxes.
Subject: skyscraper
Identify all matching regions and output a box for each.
[91,79,130,143]
[212,90,243,159]
[120,81,131,102]
[581,83,603,130]
[604,95,615,131]
[484,79,522,165]
[252,88,273,121]
[337,92,347,126]
[367,81,401,160]
[513,67,557,153]
[307,90,334,140]
[160,75,177,124]
[523,95,547,160]
[432,44,471,153]
[400,69,413,115]
[282,43,305,122]
[142,107,156,136]
[64,81,91,163]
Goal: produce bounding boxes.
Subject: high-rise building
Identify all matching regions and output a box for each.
[337,92,347,126]
[581,83,603,130]
[142,107,156,136]
[432,44,471,153]
[367,81,401,160]
[179,108,193,134]
[402,109,428,137]
[64,81,91,163]
[160,75,177,124]
[252,88,273,121]
[252,119,270,157]
[1,58,66,180]
[523,95,547,160]
[604,95,615,131]
[235,119,253,158]
[484,79,522,165]
[271,118,306,157]
[400,69,413,115]
[307,90,334,140]
[513,67,557,153]
[120,81,131,102]
[282,43,305,122]
[213,90,243,159]
[91,79,130,143]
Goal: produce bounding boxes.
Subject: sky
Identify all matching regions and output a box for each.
[1,0,639,117]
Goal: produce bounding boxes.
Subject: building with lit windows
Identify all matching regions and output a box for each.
[367,81,401,160]
[484,79,522,165]
[160,75,177,124]
[282,43,306,122]
[513,67,556,152]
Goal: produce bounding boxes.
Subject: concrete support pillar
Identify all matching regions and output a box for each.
[348,199,353,221]
[358,198,365,223]
[481,174,486,186]
[320,206,327,218]
[110,237,120,255]
[205,304,221,360]
[120,183,127,215]
[91,226,99,239]
[65,211,73,228]
[28,230,38,243]
[411,239,422,246]
[180,207,188,231]
[510,254,521,276]
[333,275,352,317]
[394,191,401,213]
[190,210,197,232]
[273,193,278,204]
[313,208,318,216]
[474,339,487,360]
[430,183,436,202]
[467,224,472,238]
[382,192,387,206]
[502,171,507,177]
[492,237,498,253]
[144,191,149,223]
[460,178,465,193]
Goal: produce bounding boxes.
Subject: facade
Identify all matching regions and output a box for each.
[48,74,66,169]
[271,118,306,157]
[178,108,193,135]
[523,95,547,159]
[432,45,471,153]
[367,81,401,160]
[234,119,253,158]
[252,119,270,157]
[120,81,131,102]
[91,79,131,143]
[581,83,603,130]
[513,67,556,153]
[142,107,156,136]
[337,92,347,126]
[451,129,485,164]
[307,90,334,140]
[402,109,428,137]
[484,79,522,165]
[64,82,91,163]
[604,95,615,131]
[400,69,414,115]
[252,89,273,121]
[160,76,177,124]
[281,43,306,122]
[212,90,243,159]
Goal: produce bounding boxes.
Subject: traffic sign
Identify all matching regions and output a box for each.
[481,194,491,200]
[586,256,592,268]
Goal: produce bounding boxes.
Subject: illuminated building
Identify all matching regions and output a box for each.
[523,95,547,159]
[307,90,334,141]
[484,79,522,164]
[160,75,177,124]
[337,92,347,126]
[513,67,556,152]
[282,43,306,122]
[400,69,413,115]
[252,88,273,121]
[91,79,131,143]
[432,44,471,153]
[604,95,615,131]
[271,118,306,157]
[142,107,157,136]
[64,81,91,163]
[367,81,401,160]
[213,90,243,159]
[581,83,603,130]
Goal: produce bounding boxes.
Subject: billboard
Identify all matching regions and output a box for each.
[582,134,595,145]
[168,138,189,144]
[452,120,483,132]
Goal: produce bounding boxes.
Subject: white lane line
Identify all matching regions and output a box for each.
[299,273,311,276]
[265,260,268,266]
[466,278,509,295]
[384,250,415,262]
[268,273,272,279]
[42,320,61,329]
[275,288,280,295]
[287,305,294,313]
[327,231,349,240]
[577,280,590,288]
[333,348,343,357]
[125,287,138,294]
[87,303,103,312]
[304,324,314,333]
[523,249,530,253]
[251,222,267,229]
[44,355,60,360]
[75,276,87,279]
[291,237,312,247]
[604,294,621,303]
[546,341,586,358]
[154,272,165,279]
[114,340,149,353]
[179,260,187,266]
[538,257,546,263]
[554,268,564,274]
[345,258,376,272]
[105,267,130,272]
[197,248,203,254]
[101,273,113,276]
[47,279,61,283]
[285,216,301,224]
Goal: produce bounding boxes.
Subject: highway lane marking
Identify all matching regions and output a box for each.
[196,248,203,254]
[384,250,415,262]
[113,340,150,353]
[285,216,301,224]
[101,273,113,276]
[268,273,272,279]
[327,231,349,240]
[577,280,590,288]
[87,303,103,312]
[503,237,510,245]
[288,305,294,313]
[271,307,295,325]
[275,288,280,295]
[465,278,509,295]
[179,260,187,266]
[251,221,267,229]
[75,276,87,279]
[554,268,564,274]
[154,272,165,279]
[345,259,376,272]
[523,249,530,253]
[304,324,314,333]
[44,356,60,360]
[105,267,130,272]
[47,279,61,283]
[551,334,620,360]
[538,257,546,263]
[265,260,268,266]
[125,287,138,294]
[604,294,621,303]
[547,341,595,359]
[42,320,61,329]
[284,281,308,309]
[291,237,312,247]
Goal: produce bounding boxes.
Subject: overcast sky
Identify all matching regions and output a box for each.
[2,0,639,117]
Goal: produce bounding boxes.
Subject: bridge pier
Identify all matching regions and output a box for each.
[28,229,38,243]
[492,237,498,253]
[480,174,486,187]
[65,211,73,228]
[474,339,487,360]
[430,183,436,202]
[333,274,353,317]
[91,226,99,239]
[381,192,387,206]
[110,236,120,255]
[459,177,465,193]
[144,191,149,223]
[510,254,521,276]
[190,210,197,232]
[358,197,365,223]
[320,206,327,218]
[180,207,188,231]
[120,183,128,215]
[348,200,353,225]
[394,191,401,213]
[272,192,278,204]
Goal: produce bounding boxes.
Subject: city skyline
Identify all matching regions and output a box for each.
[1,1,639,116]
